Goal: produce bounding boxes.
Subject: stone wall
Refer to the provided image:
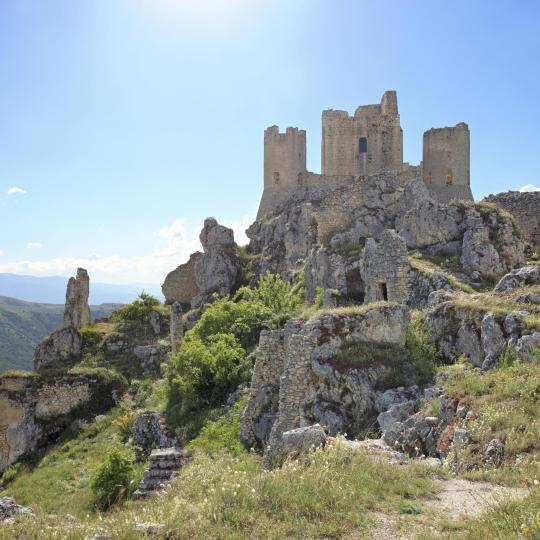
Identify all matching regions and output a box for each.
[321,91,403,177]
[239,304,413,468]
[483,191,540,248]
[0,373,124,472]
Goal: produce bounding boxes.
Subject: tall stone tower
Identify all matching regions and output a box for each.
[321,90,403,177]
[423,122,473,202]
[264,126,307,189]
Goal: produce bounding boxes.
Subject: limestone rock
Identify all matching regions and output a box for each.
[265,424,327,468]
[494,265,540,293]
[512,332,540,362]
[161,252,202,306]
[33,326,82,371]
[480,313,505,370]
[64,268,91,328]
[483,438,505,466]
[0,497,33,521]
[191,218,242,308]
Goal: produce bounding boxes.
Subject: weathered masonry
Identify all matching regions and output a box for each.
[258,91,473,217]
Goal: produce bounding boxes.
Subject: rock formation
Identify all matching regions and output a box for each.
[64,268,91,329]
[162,252,203,307]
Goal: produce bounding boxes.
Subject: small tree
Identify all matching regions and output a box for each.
[90,448,134,510]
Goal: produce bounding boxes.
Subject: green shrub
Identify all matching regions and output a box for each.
[170,333,250,416]
[90,448,135,510]
[110,292,160,323]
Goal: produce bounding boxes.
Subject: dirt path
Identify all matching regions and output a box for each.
[356,477,528,540]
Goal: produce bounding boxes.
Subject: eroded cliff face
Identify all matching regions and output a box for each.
[0,373,125,472]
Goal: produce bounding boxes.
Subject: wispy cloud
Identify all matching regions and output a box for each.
[0,249,3,256]
[7,186,27,195]
[0,215,254,284]
[27,242,43,249]
[519,184,540,193]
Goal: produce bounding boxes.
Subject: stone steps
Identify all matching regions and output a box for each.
[132,447,187,500]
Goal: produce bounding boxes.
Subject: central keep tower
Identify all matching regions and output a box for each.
[321,90,403,176]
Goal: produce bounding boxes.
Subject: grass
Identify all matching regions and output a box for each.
[0,441,438,539]
[438,362,540,484]
[0,406,145,518]
[408,255,475,294]
[299,300,395,320]
[450,288,540,331]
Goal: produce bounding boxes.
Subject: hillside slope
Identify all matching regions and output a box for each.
[0,296,121,372]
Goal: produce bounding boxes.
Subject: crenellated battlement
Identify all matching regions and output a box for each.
[258,91,473,217]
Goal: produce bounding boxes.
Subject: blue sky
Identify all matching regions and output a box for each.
[0,0,539,284]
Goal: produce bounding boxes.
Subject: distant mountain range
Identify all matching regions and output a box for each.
[0,273,163,304]
[0,296,121,373]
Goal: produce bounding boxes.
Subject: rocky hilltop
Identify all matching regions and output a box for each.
[1,156,540,538]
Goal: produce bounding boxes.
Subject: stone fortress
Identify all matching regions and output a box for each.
[258,90,473,218]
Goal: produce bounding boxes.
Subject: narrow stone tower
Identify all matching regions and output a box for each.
[423,122,473,202]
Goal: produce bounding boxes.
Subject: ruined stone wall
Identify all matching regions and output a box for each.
[264,126,306,189]
[483,191,540,247]
[423,123,473,203]
[0,373,124,472]
[360,230,411,303]
[239,305,412,468]
[321,91,403,177]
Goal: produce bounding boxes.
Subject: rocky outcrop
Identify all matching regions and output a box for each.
[64,268,91,329]
[249,175,524,286]
[266,424,327,467]
[483,191,540,248]
[0,372,125,473]
[424,300,539,368]
[191,218,242,308]
[33,326,82,371]
[161,252,203,306]
[0,497,33,522]
[494,265,540,293]
[240,304,418,468]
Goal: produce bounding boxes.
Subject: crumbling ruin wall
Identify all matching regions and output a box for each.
[161,252,203,307]
[0,373,124,472]
[483,191,540,248]
[360,229,411,303]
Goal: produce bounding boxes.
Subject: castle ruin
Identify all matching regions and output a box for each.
[258,91,473,217]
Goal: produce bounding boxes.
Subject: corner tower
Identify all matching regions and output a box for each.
[321,90,403,177]
[423,122,473,202]
[264,126,307,189]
